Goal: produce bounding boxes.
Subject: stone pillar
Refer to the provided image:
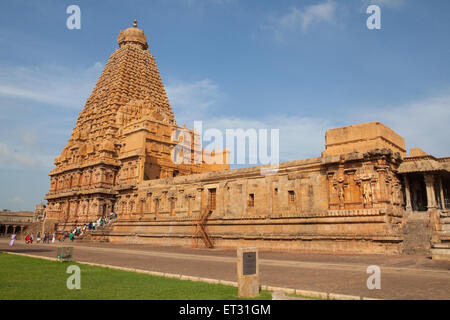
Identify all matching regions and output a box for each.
[403,175,412,212]
[187,196,191,217]
[139,198,145,215]
[197,187,204,215]
[4,225,9,235]
[153,198,159,216]
[20,226,24,234]
[439,176,446,210]
[424,174,437,209]
[88,170,93,186]
[100,167,105,185]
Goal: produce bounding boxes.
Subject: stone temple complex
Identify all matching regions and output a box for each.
[45,21,450,257]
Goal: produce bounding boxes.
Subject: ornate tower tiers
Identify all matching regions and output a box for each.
[44,21,229,227]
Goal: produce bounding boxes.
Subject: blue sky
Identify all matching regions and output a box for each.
[1,0,449,211]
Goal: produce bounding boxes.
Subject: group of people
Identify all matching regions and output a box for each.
[7,212,117,246]
[24,231,56,244]
[68,213,116,242]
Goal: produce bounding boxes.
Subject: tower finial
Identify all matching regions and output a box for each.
[133,18,137,28]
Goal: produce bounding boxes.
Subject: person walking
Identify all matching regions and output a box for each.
[52,232,56,243]
[25,233,30,244]
[37,232,41,243]
[9,233,16,246]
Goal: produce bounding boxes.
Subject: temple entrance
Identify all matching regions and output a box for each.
[409,174,428,211]
[208,188,216,212]
[402,174,431,254]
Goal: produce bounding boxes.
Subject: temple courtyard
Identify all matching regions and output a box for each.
[0,239,448,300]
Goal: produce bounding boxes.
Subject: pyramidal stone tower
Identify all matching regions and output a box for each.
[45,21,229,226]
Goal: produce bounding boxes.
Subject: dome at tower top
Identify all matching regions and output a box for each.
[117,19,148,50]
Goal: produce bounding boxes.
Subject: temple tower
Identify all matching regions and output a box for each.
[44,21,229,228]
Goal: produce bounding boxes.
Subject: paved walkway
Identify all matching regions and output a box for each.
[1,239,449,299]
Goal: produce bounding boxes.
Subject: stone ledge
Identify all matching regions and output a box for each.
[115,208,393,222]
[431,246,450,261]
[105,231,402,242]
[329,293,361,300]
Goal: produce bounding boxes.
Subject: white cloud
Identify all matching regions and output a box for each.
[0,142,37,167]
[166,78,222,125]
[298,0,338,31]
[263,0,338,41]
[0,62,102,109]
[200,115,330,162]
[8,197,23,204]
[0,142,54,169]
[361,0,405,9]
[167,78,331,162]
[181,0,238,6]
[168,77,450,163]
[356,92,450,157]
[21,131,38,146]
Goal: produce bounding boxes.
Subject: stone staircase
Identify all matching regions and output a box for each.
[402,211,431,256]
[75,220,116,243]
[22,220,58,238]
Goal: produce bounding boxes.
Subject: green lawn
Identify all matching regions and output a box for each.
[0,253,272,300]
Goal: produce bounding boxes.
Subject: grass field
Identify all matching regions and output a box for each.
[0,253,272,300]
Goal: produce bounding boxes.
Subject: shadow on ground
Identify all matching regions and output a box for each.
[1,248,54,254]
